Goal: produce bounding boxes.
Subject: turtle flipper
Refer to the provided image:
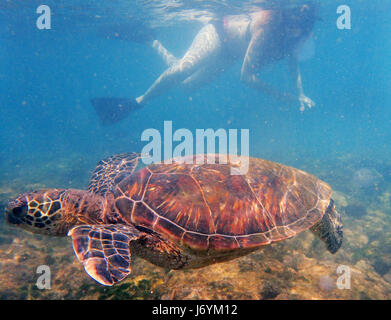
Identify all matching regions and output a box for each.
[68,224,141,286]
[310,199,343,254]
[91,97,140,125]
[88,153,150,196]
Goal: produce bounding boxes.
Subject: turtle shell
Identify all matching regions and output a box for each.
[111,155,332,252]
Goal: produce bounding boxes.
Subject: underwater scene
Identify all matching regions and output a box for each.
[1,0,391,300]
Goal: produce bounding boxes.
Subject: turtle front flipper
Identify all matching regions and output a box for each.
[68,224,141,286]
[310,199,343,254]
[88,153,150,196]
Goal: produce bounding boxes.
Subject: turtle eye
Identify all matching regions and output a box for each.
[12,206,27,217]
[5,201,28,225]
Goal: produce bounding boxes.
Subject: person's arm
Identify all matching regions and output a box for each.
[240,27,297,104]
[288,55,315,111]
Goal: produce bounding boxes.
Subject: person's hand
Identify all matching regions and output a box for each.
[299,94,315,111]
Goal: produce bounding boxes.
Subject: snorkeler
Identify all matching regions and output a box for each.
[92,3,318,125]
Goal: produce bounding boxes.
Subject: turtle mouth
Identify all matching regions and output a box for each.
[5,198,28,225]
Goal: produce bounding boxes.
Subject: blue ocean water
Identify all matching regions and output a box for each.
[1,0,391,299]
[1,0,390,171]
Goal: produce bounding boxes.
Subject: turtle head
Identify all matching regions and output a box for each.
[5,189,105,236]
[6,189,71,236]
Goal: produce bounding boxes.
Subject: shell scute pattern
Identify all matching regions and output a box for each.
[111,156,331,251]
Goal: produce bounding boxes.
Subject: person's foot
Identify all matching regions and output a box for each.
[136,96,143,104]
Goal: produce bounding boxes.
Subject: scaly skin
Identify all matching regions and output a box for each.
[6,189,106,235]
[5,189,193,270]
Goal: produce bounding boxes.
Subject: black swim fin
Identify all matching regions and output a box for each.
[91,97,140,125]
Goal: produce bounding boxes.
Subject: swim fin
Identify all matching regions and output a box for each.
[91,97,140,125]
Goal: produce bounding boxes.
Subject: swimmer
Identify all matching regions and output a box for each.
[92,3,318,124]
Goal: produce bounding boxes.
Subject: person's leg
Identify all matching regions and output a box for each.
[152,39,178,67]
[91,24,223,125]
[180,57,232,92]
[136,24,222,105]
[152,39,231,92]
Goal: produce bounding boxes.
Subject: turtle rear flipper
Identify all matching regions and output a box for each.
[310,199,343,254]
[68,224,141,286]
[91,97,140,125]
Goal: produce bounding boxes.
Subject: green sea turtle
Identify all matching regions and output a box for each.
[5,153,343,286]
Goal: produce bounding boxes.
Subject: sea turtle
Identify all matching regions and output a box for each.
[5,153,343,286]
